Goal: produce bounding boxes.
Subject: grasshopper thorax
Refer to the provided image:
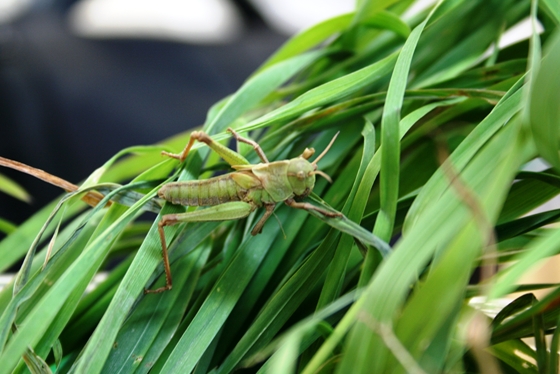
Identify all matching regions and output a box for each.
[287,156,316,197]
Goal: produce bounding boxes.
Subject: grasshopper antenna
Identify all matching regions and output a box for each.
[312,131,340,166]
[313,170,333,183]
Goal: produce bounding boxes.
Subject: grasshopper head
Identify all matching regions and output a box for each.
[287,158,316,197]
[288,131,340,197]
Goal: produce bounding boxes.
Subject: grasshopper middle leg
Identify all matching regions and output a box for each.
[162,129,251,166]
[227,128,269,163]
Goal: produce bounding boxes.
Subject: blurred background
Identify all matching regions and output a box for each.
[0,0,354,226]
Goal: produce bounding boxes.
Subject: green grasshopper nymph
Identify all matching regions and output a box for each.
[145,128,341,293]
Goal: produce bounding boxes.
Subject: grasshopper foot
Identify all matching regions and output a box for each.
[144,284,172,294]
[161,130,210,162]
[161,150,184,161]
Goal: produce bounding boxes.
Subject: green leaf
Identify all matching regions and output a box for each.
[529,33,560,170]
[352,0,400,26]
[256,14,354,73]
[317,120,377,308]
[540,0,560,25]
[207,50,325,134]
[405,80,525,231]
[101,244,210,373]
[240,52,398,132]
[0,218,16,235]
[340,105,528,373]
[491,227,560,299]
[363,11,410,39]
[158,226,280,373]
[373,9,428,244]
[491,340,538,373]
[0,190,142,372]
[0,173,31,203]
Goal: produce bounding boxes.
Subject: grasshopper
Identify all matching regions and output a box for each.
[146,128,341,293]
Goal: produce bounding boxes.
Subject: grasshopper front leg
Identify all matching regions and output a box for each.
[285,198,343,218]
[145,201,255,294]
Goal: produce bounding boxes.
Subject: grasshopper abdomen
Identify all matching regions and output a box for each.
[159,174,243,206]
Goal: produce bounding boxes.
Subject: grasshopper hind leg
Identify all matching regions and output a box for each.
[144,202,256,294]
[143,217,177,294]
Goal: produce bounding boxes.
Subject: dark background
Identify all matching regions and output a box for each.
[0,0,287,226]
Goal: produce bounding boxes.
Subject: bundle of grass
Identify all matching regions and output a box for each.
[1,0,559,372]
